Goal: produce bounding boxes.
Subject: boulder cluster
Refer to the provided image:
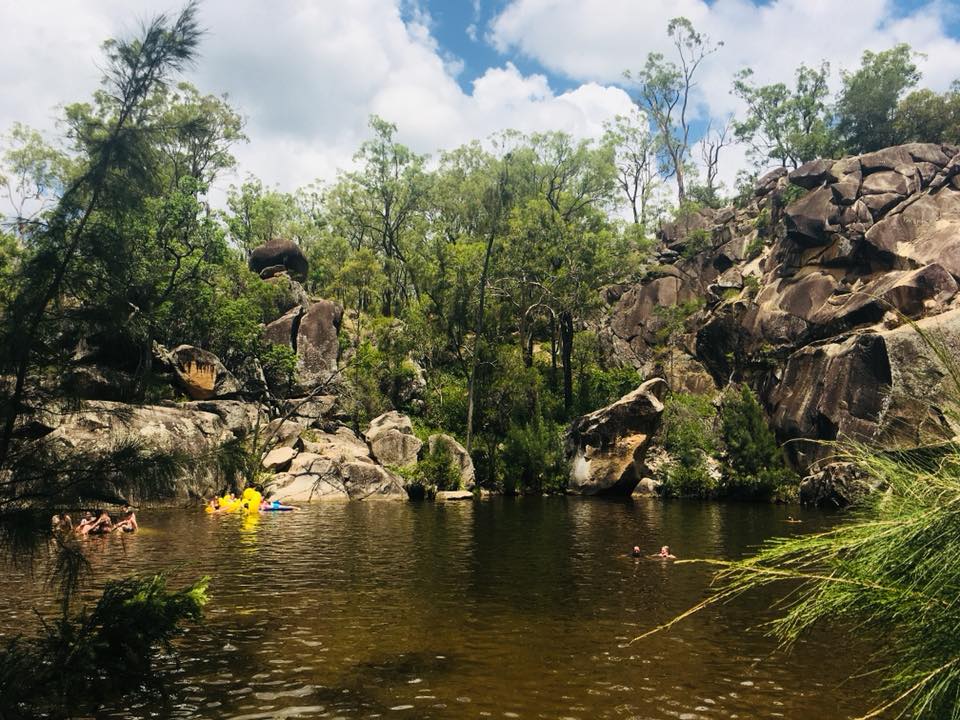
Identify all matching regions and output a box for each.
[597,142,960,502]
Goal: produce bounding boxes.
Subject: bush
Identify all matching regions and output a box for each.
[719,384,794,499]
[0,573,208,718]
[660,393,718,498]
[500,418,568,495]
[399,441,462,499]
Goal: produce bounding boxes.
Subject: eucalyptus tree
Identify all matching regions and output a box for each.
[835,44,920,153]
[602,109,660,229]
[626,17,721,202]
[732,62,835,169]
[333,115,432,316]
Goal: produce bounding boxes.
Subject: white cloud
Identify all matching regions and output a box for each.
[0,0,634,203]
[491,0,960,189]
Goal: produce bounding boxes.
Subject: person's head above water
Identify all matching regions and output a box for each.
[660,545,671,555]
[631,545,641,557]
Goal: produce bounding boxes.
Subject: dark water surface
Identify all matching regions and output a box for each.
[2,498,875,719]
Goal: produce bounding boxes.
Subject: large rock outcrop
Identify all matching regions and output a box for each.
[365,411,422,467]
[566,378,668,495]
[599,141,960,493]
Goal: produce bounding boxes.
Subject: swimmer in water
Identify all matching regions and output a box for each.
[785,516,803,524]
[631,545,642,558]
[651,545,676,560]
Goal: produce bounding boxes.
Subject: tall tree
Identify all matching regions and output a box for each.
[835,44,920,153]
[0,2,203,469]
[335,116,431,316]
[602,109,659,228]
[627,17,721,202]
[732,62,835,169]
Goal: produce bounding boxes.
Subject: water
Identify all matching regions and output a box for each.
[1,498,875,719]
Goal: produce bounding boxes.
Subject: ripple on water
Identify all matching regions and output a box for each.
[0,500,877,719]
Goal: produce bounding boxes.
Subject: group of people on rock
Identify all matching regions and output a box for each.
[51,507,139,536]
[205,487,298,514]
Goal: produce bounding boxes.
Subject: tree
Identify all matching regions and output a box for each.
[602,109,660,228]
[732,62,835,169]
[691,117,732,206]
[627,17,721,202]
[893,82,960,145]
[835,44,921,153]
[0,1,203,469]
[224,176,298,257]
[333,116,431,316]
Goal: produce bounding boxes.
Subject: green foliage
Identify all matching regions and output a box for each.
[260,343,298,393]
[719,385,793,498]
[681,228,711,259]
[893,83,960,145]
[500,418,568,494]
[779,183,806,206]
[0,573,208,718]
[732,62,837,169]
[836,44,921,153]
[660,393,718,497]
[401,441,462,499]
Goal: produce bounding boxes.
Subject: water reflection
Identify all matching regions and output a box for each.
[0,498,871,719]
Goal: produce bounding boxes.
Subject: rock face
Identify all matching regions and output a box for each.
[264,423,407,502]
[295,300,344,390]
[598,141,960,495]
[365,411,422,467]
[799,462,885,508]
[41,401,236,500]
[427,434,476,489]
[248,239,309,281]
[170,345,240,400]
[566,378,668,495]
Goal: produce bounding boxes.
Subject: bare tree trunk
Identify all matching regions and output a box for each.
[560,310,574,413]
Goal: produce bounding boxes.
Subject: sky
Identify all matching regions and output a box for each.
[2,0,960,203]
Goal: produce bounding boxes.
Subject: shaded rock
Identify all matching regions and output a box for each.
[863,188,960,276]
[365,411,422,467]
[428,433,476,489]
[566,379,668,495]
[181,400,262,438]
[784,187,838,245]
[799,462,884,508]
[61,365,134,402]
[249,240,308,282]
[296,300,343,390]
[264,306,304,350]
[788,158,837,189]
[755,167,787,196]
[42,401,235,500]
[861,170,910,196]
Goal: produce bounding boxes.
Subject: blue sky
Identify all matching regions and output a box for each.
[3,0,960,201]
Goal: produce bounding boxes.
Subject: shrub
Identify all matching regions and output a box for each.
[0,574,208,718]
[399,441,462,499]
[500,418,568,494]
[719,385,794,499]
[659,393,718,498]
